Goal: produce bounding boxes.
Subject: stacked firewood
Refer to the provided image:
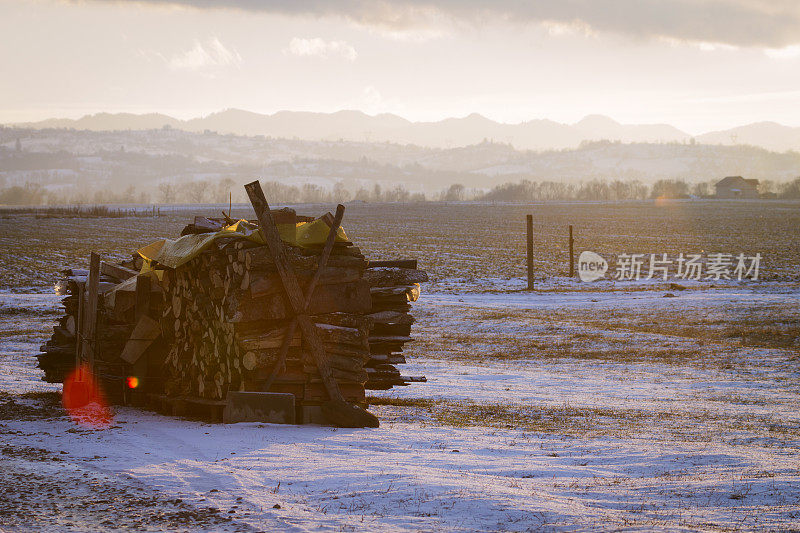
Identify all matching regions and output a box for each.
[159,234,374,411]
[35,208,427,422]
[364,261,429,390]
[38,270,86,383]
[37,263,150,404]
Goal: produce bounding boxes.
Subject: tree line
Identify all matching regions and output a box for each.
[1,176,799,206]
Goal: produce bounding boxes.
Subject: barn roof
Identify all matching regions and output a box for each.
[716,176,758,187]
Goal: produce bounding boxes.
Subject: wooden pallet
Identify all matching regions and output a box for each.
[132,393,228,423]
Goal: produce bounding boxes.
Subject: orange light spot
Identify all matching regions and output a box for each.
[126,376,139,389]
[62,364,112,430]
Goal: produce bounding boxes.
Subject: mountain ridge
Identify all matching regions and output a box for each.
[8,109,800,152]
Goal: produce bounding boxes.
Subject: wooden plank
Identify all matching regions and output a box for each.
[119,315,161,364]
[304,205,346,309]
[261,203,345,391]
[60,314,76,336]
[225,281,372,322]
[244,181,306,312]
[363,267,428,286]
[244,189,342,385]
[245,180,378,428]
[244,248,366,272]
[81,253,101,373]
[101,261,139,281]
[135,275,151,320]
[367,335,413,344]
[194,216,224,231]
[370,323,412,336]
[367,310,415,325]
[249,267,361,299]
[240,344,370,375]
[74,280,85,375]
[367,259,417,269]
[238,323,364,351]
[370,284,421,302]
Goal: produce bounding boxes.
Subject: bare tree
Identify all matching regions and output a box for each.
[759,180,776,196]
[440,183,466,201]
[692,182,710,197]
[158,182,175,204]
[186,179,208,204]
[214,178,236,204]
[332,181,350,202]
[651,179,689,199]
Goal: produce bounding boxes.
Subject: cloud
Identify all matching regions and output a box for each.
[284,38,357,61]
[86,0,800,48]
[168,37,242,71]
[764,45,800,59]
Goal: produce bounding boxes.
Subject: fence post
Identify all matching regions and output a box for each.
[569,225,574,277]
[526,214,534,290]
[82,253,100,382]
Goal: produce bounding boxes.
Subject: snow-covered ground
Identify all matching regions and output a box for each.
[1,284,799,531]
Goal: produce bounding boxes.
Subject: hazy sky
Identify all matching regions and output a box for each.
[2,0,800,133]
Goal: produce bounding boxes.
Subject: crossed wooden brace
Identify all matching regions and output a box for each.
[245,181,378,427]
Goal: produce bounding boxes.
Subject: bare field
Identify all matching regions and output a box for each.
[1,199,799,291]
[340,200,800,286]
[1,200,799,531]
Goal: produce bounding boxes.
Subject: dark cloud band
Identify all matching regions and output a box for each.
[99,0,800,48]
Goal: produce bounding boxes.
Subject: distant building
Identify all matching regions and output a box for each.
[715,176,760,199]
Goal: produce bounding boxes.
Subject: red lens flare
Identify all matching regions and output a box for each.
[126,376,139,389]
[62,364,113,429]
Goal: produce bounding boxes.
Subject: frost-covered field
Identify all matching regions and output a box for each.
[2,284,799,531]
[1,202,799,531]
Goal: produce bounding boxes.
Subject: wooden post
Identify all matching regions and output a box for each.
[82,253,101,376]
[569,225,575,277]
[526,214,534,290]
[74,280,85,378]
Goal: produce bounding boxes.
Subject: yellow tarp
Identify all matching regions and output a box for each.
[137,218,348,271]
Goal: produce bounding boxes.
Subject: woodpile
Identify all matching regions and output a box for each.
[159,230,373,412]
[37,260,149,402]
[364,260,428,390]
[35,201,427,424]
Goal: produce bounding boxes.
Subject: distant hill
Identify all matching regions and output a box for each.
[573,115,688,144]
[9,109,689,150]
[28,112,183,132]
[2,127,798,196]
[9,109,800,152]
[696,122,800,153]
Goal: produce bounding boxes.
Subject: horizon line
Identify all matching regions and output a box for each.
[4,107,799,137]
